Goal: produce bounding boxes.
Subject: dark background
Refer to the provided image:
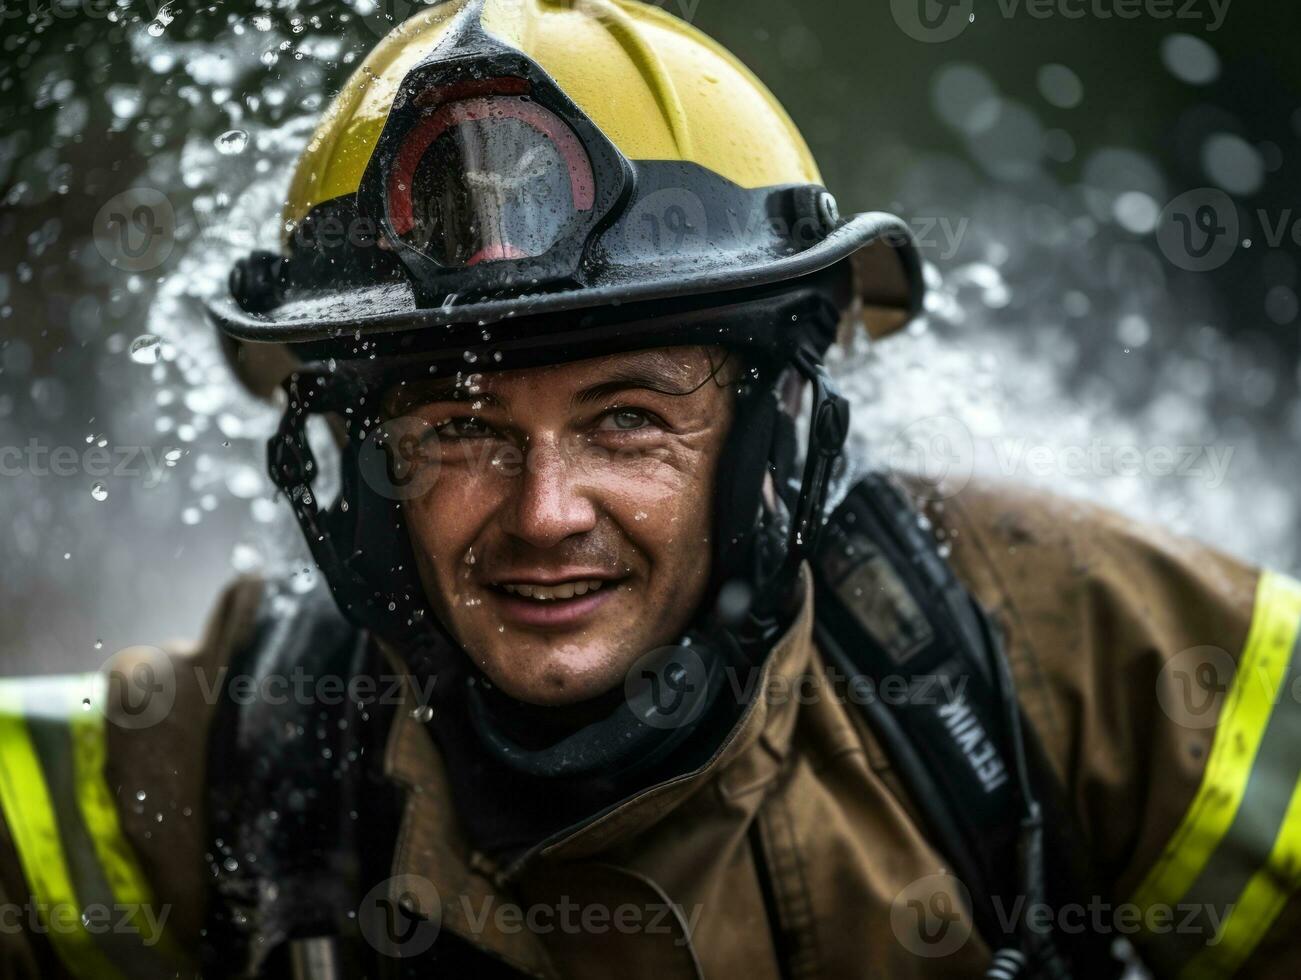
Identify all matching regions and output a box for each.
[2,0,1299,673]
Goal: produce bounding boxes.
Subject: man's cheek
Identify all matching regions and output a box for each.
[602,457,693,510]
[402,496,467,596]
[408,479,490,542]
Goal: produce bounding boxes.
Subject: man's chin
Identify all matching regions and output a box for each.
[476,638,635,708]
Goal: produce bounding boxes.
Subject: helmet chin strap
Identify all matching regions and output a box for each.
[267,371,453,661]
[783,345,852,583]
[715,344,850,652]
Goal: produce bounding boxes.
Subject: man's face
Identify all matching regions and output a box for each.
[392,347,737,705]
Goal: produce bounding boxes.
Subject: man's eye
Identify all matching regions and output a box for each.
[433,416,494,439]
[598,409,653,431]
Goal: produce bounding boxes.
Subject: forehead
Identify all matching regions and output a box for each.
[385,346,726,411]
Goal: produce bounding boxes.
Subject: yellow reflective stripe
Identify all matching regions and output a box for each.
[1130,571,1301,914]
[70,678,179,957]
[0,680,125,980]
[1181,777,1301,979]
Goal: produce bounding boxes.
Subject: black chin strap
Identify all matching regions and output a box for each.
[266,371,453,659]
[720,344,850,650]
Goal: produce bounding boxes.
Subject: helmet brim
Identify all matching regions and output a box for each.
[207,211,922,348]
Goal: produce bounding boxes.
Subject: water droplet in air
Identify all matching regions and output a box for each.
[215,129,249,156]
[91,482,108,501]
[129,334,162,364]
[411,705,434,723]
[147,5,174,34]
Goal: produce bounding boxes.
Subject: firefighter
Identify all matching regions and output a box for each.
[2,1,1298,978]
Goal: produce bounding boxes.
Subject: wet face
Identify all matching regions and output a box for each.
[390,347,737,705]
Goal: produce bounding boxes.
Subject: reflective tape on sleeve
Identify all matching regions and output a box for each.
[0,675,125,979]
[1128,571,1301,977]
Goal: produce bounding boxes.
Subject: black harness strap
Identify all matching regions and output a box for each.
[200,581,535,980]
[811,473,1121,979]
[201,581,395,979]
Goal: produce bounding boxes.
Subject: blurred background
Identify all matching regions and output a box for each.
[1,0,1298,672]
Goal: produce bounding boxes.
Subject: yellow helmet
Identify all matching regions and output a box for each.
[209,0,920,357]
[211,0,924,641]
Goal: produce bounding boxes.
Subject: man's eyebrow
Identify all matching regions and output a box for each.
[571,356,714,407]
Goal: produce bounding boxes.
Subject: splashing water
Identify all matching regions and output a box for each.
[832,58,1297,574]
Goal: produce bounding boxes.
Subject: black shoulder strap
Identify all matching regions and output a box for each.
[200,581,534,980]
[201,579,397,979]
[812,474,1121,979]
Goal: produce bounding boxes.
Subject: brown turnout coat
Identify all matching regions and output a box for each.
[2,477,1299,979]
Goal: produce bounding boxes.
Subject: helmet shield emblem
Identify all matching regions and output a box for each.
[357,36,632,307]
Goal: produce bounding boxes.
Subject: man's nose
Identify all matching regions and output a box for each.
[500,436,599,549]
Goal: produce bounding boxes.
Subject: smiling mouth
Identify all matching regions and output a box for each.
[496,579,609,601]
[484,576,624,629]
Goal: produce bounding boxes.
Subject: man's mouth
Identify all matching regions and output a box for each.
[498,579,607,601]
[485,575,625,629]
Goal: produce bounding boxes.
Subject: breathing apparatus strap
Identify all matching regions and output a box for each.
[812,473,1122,979]
[200,580,403,980]
[195,578,568,980]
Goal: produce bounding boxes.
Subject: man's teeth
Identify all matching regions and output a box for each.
[500,580,605,600]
